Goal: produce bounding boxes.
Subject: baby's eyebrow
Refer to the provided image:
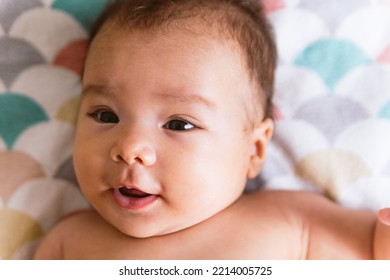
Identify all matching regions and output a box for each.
[82,84,112,97]
[82,85,216,110]
[157,93,216,110]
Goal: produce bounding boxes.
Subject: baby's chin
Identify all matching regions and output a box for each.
[109,211,219,239]
[109,217,191,239]
[118,226,172,239]
[99,197,235,239]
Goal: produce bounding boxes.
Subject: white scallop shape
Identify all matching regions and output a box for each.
[41,0,55,6]
[274,65,328,117]
[269,8,330,63]
[8,178,89,232]
[11,65,82,117]
[284,0,301,8]
[262,142,296,179]
[336,6,390,58]
[338,176,390,211]
[335,119,390,174]
[13,122,75,176]
[9,7,87,61]
[272,119,329,161]
[335,64,390,115]
[263,174,321,193]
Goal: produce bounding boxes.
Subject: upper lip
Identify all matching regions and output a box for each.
[118,187,152,198]
[114,182,137,190]
[114,182,157,196]
[113,169,159,195]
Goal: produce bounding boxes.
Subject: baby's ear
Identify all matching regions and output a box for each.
[246,118,273,179]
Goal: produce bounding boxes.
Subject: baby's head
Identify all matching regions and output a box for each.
[91,0,276,122]
[74,0,276,238]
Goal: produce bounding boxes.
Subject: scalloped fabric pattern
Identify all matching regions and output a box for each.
[1,0,390,259]
[0,0,106,260]
[259,1,390,212]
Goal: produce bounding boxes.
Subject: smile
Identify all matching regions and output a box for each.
[112,187,159,210]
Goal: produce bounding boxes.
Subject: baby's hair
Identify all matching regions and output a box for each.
[90,0,277,120]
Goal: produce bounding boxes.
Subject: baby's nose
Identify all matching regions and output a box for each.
[110,130,157,167]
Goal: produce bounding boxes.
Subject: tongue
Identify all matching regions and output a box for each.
[119,187,149,198]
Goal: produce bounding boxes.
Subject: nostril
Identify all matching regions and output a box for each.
[110,139,157,166]
[133,157,143,164]
[116,154,143,165]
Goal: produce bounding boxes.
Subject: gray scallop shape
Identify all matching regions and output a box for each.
[54,157,79,187]
[299,0,370,31]
[0,37,46,88]
[0,0,43,33]
[293,95,369,143]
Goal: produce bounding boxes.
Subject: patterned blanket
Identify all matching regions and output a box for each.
[1,0,390,259]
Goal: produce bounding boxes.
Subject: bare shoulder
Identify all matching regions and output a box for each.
[34,209,103,259]
[247,190,376,259]
[245,189,373,231]
[242,189,329,219]
[240,190,333,234]
[232,190,325,259]
[246,189,344,215]
[254,189,374,220]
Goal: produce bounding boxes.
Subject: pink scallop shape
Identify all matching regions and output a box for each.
[0,151,45,204]
[378,45,390,63]
[272,104,284,120]
[375,0,390,6]
[261,0,286,15]
[53,39,88,76]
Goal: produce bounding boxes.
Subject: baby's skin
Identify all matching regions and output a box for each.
[34,18,390,260]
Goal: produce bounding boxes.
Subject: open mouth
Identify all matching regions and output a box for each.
[113,187,159,210]
[119,187,151,198]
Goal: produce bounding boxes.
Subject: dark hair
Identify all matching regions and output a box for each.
[90,0,277,120]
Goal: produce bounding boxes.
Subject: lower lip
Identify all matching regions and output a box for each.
[112,189,159,210]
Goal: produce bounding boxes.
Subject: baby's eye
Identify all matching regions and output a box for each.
[163,119,195,131]
[89,110,119,123]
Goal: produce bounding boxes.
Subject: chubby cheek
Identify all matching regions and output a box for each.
[73,141,93,195]
[73,124,107,191]
[162,135,250,204]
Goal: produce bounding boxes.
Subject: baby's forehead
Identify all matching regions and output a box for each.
[91,2,257,87]
[87,5,265,122]
[101,9,239,44]
[88,21,251,85]
[89,0,274,121]
[94,17,248,71]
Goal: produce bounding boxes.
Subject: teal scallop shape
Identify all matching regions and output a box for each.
[294,39,371,90]
[0,93,49,149]
[379,101,390,119]
[51,0,108,32]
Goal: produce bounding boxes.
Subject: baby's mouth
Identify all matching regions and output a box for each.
[119,187,151,198]
[113,186,159,210]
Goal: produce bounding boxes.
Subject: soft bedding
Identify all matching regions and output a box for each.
[1,0,390,259]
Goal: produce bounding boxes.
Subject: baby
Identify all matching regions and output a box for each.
[34,0,390,259]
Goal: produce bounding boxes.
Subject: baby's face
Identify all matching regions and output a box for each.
[74,23,267,238]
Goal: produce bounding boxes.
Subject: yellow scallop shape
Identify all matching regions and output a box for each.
[55,95,80,125]
[294,149,372,200]
[0,209,44,260]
